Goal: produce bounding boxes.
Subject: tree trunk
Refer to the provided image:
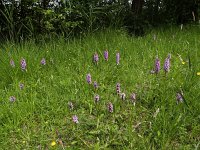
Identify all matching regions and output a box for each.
[131,0,144,16]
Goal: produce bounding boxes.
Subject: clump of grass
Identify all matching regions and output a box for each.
[0,26,200,149]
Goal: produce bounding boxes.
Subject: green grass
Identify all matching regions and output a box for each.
[0,25,200,149]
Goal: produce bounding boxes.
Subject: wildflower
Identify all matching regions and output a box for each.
[68,102,73,110]
[108,102,113,113]
[176,92,183,104]
[10,96,16,102]
[116,87,120,94]
[130,93,136,100]
[154,57,160,74]
[116,52,120,65]
[20,58,26,71]
[120,93,126,100]
[72,115,79,123]
[93,81,98,89]
[51,141,56,146]
[130,93,136,103]
[116,83,121,94]
[40,58,46,65]
[19,83,24,90]
[104,50,108,61]
[197,72,200,76]
[164,54,171,73]
[116,83,120,88]
[94,94,100,103]
[86,74,92,84]
[93,53,99,63]
[10,59,15,67]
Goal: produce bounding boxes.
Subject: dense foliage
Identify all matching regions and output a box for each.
[0,0,199,41]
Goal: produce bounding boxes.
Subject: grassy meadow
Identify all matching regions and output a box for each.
[0,25,200,149]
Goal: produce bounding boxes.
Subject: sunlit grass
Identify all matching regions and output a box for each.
[0,25,200,149]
